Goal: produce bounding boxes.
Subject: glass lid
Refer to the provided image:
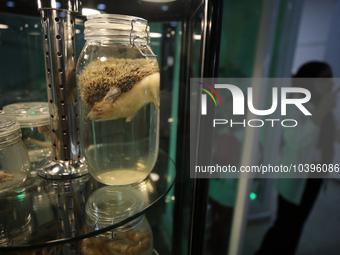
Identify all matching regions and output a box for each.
[2,102,49,128]
[86,186,144,229]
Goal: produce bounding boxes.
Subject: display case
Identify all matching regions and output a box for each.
[0,0,223,254]
[3,1,339,254]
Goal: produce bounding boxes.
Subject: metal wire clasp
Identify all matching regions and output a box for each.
[130,19,157,58]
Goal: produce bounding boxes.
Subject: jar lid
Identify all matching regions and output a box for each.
[86,186,143,230]
[84,14,149,43]
[2,102,49,128]
[85,14,148,29]
[0,115,21,141]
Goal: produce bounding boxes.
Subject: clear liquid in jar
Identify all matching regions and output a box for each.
[82,103,159,186]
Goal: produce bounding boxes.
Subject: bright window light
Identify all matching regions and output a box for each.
[150,32,162,38]
[0,24,9,29]
[82,8,101,16]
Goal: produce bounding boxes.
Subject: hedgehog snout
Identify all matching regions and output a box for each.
[87,109,101,120]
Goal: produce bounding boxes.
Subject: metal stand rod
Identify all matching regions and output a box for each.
[37,0,87,179]
[41,175,91,255]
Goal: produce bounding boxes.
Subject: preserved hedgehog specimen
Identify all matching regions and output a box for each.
[78,58,160,122]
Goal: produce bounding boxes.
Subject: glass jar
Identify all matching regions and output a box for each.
[2,102,51,168]
[0,116,30,193]
[80,187,153,255]
[76,14,160,186]
[0,189,33,246]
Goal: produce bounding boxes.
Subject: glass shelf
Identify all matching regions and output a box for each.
[0,150,175,252]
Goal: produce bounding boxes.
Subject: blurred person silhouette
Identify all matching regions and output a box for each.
[255,61,338,255]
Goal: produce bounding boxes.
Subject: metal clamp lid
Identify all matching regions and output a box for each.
[130,19,157,58]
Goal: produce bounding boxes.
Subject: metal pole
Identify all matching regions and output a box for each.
[41,175,91,254]
[36,0,87,179]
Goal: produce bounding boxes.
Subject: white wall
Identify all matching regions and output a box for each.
[292,0,337,73]
[324,0,340,78]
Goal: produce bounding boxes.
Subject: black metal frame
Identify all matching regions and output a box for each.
[172,0,224,254]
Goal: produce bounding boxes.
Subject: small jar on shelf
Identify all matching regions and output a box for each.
[80,187,153,255]
[2,102,51,169]
[0,115,30,193]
